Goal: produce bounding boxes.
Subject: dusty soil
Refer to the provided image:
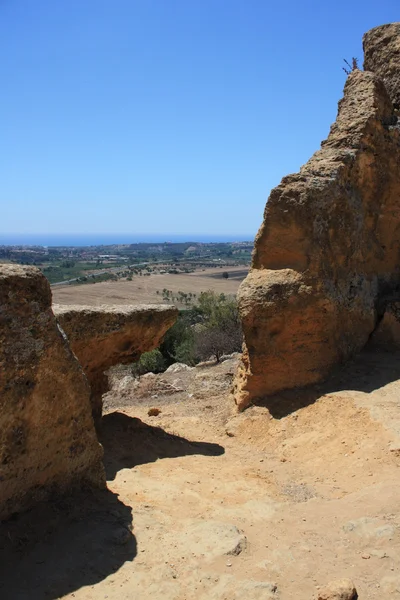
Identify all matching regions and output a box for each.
[2,349,400,599]
[52,267,247,307]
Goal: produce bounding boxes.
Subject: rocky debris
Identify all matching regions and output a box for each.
[53,304,178,422]
[219,352,241,363]
[234,24,400,410]
[165,362,193,373]
[150,379,184,396]
[369,302,400,349]
[317,579,357,600]
[127,376,184,400]
[0,265,105,520]
[281,482,316,503]
[102,356,239,422]
[191,365,238,400]
[342,516,395,540]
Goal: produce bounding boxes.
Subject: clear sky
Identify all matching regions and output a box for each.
[1,0,399,241]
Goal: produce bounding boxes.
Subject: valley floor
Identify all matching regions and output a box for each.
[52,267,246,308]
[2,350,400,599]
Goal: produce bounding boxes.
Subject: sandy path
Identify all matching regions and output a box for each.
[2,351,400,599]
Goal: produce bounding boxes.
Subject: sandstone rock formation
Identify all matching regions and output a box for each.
[54,304,178,422]
[364,23,400,107]
[234,23,400,410]
[0,266,105,520]
[370,301,400,350]
[317,579,357,600]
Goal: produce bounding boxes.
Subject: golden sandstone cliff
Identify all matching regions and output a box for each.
[54,304,178,424]
[0,266,105,519]
[234,23,400,410]
[0,266,177,519]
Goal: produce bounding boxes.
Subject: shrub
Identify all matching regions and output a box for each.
[160,291,242,366]
[131,349,166,377]
[160,311,196,366]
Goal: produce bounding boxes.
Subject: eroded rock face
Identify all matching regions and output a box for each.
[364,23,400,107]
[54,304,178,422]
[370,302,400,350]
[234,24,400,410]
[0,266,105,520]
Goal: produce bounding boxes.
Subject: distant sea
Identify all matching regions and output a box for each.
[0,233,254,247]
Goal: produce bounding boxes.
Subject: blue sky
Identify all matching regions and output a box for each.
[1,1,399,241]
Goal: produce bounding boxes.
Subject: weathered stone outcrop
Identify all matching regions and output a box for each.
[0,266,105,520]
[234,23,400,410]
[364,23,400,107]
[370,302,400,350]
[54,304,178,422]
[317,579,357,600]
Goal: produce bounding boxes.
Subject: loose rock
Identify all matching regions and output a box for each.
[148,407,161,417]
[317,579,357,600]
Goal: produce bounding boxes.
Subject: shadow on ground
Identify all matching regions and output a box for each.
[254,348,400,419]
[101,411,225,480]
[0,488,136,600]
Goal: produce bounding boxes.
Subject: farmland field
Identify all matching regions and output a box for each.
[52,266,248,307]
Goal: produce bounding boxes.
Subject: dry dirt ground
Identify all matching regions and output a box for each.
[2,349,400,599]
[52,267,247,307]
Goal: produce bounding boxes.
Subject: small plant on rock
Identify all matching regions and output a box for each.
[342,57,359,75]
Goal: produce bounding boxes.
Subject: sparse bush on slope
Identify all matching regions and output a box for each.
[163,291,242,366]
[131,349,166,377]
[130,291,242,376]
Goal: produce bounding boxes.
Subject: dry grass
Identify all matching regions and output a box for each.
[52,266,248,307]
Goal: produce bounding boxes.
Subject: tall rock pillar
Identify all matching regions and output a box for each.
[234,24,400,410]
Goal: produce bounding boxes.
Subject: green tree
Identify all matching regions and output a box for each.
[193,291,242,362]
[159,291,242,366]
[160,311,196,366]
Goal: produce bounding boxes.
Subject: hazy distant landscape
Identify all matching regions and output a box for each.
[0,240,252,306]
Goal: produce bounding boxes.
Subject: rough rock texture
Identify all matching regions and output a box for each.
[364,23,400,108]
[317,579,357,600]
[54,304,178,422]
[370,302,400,349]
[0,266,105,520]
[234,24,400,410]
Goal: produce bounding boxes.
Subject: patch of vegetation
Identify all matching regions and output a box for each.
[41,261,96,284]
[131,349,167,377]
[159,291,242,367]
[129,292,242,377]
[342,57,359,75]
[160,289,196,305]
